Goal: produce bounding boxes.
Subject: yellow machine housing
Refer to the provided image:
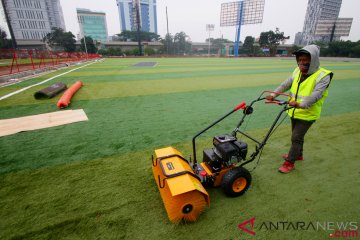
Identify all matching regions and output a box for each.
[152,147,210,223]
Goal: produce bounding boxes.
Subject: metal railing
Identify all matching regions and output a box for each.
[0,48,101,76]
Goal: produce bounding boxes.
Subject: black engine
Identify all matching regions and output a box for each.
[203,134,248,172]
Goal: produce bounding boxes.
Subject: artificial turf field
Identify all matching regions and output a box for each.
[0,57,360,240]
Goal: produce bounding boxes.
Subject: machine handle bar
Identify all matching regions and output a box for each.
[265,100,289,105]
[261,90,290,97]
[192,101,247,164]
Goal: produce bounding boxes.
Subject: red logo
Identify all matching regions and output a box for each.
[238,217,256,236]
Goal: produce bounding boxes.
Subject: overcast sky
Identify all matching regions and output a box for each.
[1,0,360,43]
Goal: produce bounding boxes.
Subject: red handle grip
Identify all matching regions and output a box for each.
[234,102,246,111]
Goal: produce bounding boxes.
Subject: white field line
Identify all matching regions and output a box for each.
[0,61,97,101]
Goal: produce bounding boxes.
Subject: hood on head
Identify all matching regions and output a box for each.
[293,45,320,75]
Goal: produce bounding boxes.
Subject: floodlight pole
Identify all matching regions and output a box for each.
[330,23,336,42]
[206,24,214,57]
[208,31,211,56]
[166,6,169,55]
[135,2,142,56]
[234,1,244,57]
[83,36,88,55]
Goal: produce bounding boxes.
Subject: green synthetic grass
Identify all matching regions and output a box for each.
[0,58,360,240]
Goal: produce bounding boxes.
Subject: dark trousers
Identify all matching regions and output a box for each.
[287,118,314,163]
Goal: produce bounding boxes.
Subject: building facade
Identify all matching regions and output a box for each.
[2,0,65,40]
[116,0,157,33]
[77,8,108,43]
[295,0,343,45]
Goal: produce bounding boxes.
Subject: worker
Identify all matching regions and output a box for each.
[266,44,333,173]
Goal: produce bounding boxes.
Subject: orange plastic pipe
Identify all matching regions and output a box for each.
[57,80,83,109]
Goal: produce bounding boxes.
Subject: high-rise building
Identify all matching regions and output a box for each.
[2,0,65,40]
[77,8,108,43]
[116,0,157,34]
[295,0,343,45]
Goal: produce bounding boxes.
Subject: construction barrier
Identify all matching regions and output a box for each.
[0,48,101,76]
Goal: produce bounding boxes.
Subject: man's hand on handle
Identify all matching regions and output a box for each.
[288,101,299,108]
[265,95,274,101]
[266,95,299,108]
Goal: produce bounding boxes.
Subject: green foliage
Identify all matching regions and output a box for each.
[174,31,190,55]
[350,41,360,57]
[116,30,160,42]
[79,36,98,54]
[160,33,174,55]
[312,40,360,58]
[289,44,301,54]
[207,38,233,56]
[131,48,140,56]
[328,41,360,57]
[312,41,328,48]
[97,47,122,56]
[259,28,289,56]
[144,46,156,56]
[123,49,132,56]
[241,36,256,55]
[42,27,76,52]
[159,32,193,55]
[0,27,12,49]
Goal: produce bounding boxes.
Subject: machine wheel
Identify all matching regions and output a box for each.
[221,167,252,197]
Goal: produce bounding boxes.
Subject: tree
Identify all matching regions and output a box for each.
[350,41,360,58]
[144,46,155,56]
[174,31,190,55]
[80,36,97,54]
[207,38,233,56]
[43,27,76,52]
[132,48,141,56]
[311,40,360,58]
[97,47,123,56]
[117,30,160,42]
[259,28,289,56]
[327,40,355,57]
[0,27,12,48]
[242,36,255,55]
[160,33,174,55]
[158,31,192,55]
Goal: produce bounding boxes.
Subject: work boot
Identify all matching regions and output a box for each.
[278,161,295,173]
[282,154,304,161]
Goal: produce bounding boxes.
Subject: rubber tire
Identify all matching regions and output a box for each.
[221,167,252,197]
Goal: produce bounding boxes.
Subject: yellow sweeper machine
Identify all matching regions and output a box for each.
[151,91,292,223]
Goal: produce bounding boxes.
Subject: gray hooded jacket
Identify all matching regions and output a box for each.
[273,45,331,109]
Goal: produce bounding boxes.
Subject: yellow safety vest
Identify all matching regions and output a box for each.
[288,67,333,121]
